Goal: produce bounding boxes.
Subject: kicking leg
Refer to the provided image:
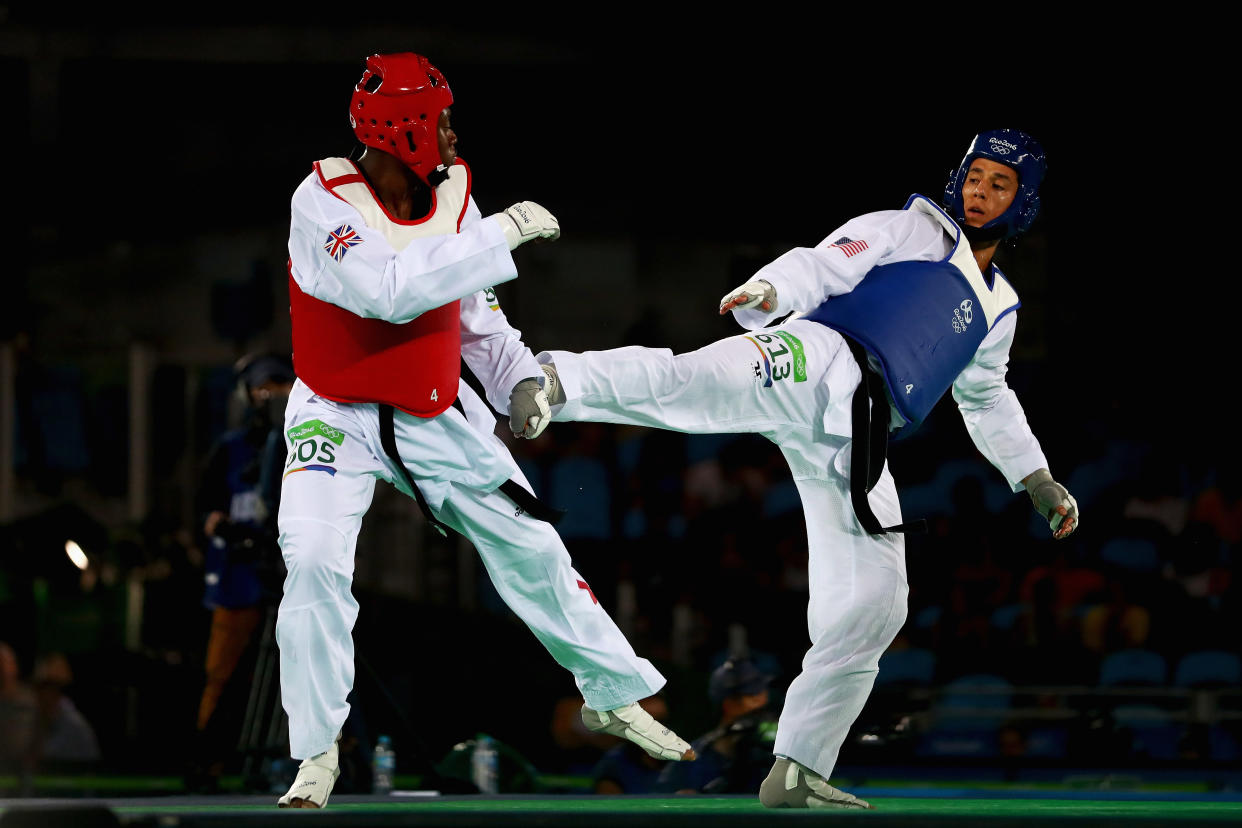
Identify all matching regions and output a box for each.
[540,323,839,437]
[436,478,694,761]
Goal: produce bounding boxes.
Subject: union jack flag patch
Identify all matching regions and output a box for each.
[829,237,869,258]
[324,225,363,261]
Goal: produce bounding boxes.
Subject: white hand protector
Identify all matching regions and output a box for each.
[1024,468,1080,539]
[509,376,552,439]
[719,279,777,315]
[491,201,561,250]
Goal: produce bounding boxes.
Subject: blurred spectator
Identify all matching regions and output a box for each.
[1121,449,1191,538]
[940,477,1015,669]
[1153,523,1235,654]
[1188,467,1242,547]
[591,694,674,794]
[1010,548,1104,685]
[29,652,100,765]
[1061,435,1140,519]
[549,694,625,777]
[1,641,38,781]
[186,353,294,792]
[1018,547,1105,633]
[1080,572,1153,655]
[679,436,785,652]
[655,657,777,794]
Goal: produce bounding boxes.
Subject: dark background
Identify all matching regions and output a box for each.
[1,10,1234,794]
[0,13,1214,423]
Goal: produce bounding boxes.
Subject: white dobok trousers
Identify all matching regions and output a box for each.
[541,318,909,779]
[275,381,665,759]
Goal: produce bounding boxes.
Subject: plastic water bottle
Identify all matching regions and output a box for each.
[373,734,395,796]
[471,734,499,794]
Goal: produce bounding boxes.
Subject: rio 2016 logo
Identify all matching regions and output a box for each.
[987,137,1019,155]
[951,299,973,334]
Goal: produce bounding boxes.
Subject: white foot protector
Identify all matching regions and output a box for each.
[759,757,873,809]
[580,702,697,761]
[276,737,340,809]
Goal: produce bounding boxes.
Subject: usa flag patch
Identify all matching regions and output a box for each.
[829,237,869,258]
[324,225,363,261]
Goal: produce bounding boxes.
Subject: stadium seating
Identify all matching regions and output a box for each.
[1098,648,1168,687]
[1098,536,1161,573]
[915,673,1014,758]
[1111,704,1184,761]
[1173,650,1242,688]
[875,647,936,687]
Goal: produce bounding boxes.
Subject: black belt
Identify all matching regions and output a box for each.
[377,402,565,537]
[845,339,926,536]
[497,479,567,525]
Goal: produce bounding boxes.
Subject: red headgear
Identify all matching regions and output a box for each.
[349,53,454,185]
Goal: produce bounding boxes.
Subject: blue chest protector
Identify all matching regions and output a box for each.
[803,194,1020,435]
[802,195,1020,535]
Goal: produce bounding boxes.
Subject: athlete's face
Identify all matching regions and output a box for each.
[961,158,1018,227]
[438,108,458,166]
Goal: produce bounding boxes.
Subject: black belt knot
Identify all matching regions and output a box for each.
[378,403,565,538]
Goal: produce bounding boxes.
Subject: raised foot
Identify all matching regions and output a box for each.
[581,702,697,761]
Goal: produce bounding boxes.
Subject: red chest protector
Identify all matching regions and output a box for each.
[289,159,472,417]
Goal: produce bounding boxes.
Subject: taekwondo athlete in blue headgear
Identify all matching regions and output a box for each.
[533,127,1078,810]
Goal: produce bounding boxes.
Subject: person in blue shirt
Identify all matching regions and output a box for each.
[655,658,777,795]
[187,353,294,791]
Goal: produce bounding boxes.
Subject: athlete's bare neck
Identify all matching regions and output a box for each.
[357,149,429,221]
[971,240,999,275]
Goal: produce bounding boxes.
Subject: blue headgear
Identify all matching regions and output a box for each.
[943,129,1047,241]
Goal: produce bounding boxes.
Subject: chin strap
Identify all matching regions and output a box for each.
[426,165,450,187]
[961,222,1010,244]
